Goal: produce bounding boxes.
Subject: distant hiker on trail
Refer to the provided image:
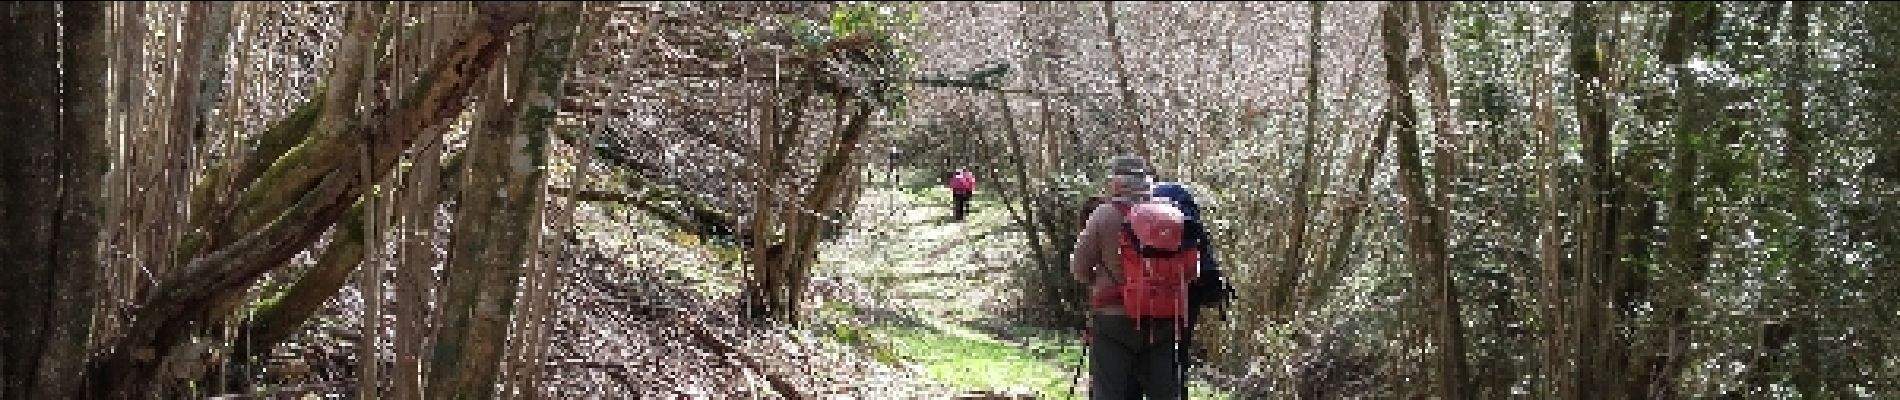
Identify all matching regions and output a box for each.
[949,168,976,222]
[1070,154,1197,400]
[887,146,902,184]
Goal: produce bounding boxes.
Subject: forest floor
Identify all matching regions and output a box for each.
[538,170,1228,398]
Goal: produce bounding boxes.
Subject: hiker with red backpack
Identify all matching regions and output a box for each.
[1070,155,1197,399]
[1132,181,1234,399]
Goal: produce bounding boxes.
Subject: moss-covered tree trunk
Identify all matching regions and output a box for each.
[1854,2,1900,394]
[0,2,108,398]
[1643,3,1717,398]
[85,4,537,397]
[1597,4,1653,397]
[427,3,581,398]
[1780,1,1830,396]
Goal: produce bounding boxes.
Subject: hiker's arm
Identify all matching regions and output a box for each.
[1071,204,1123,285]
[1069,215,1100,285]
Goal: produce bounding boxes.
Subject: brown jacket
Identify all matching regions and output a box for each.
[1070,201,1131,315]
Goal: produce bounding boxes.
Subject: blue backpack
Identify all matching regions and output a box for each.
[1152,183,1237,317]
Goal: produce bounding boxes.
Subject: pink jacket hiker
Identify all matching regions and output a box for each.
[949,171,975,194]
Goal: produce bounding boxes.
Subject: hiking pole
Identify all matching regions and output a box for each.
[1177,258,1193,400]
[1067,325,1089,400]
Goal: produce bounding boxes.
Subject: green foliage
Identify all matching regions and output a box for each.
[759,3,918,113]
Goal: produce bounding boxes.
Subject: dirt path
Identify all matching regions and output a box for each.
[807,183,1230,399]
[815,185,1026,316]
[797,185,1098,397]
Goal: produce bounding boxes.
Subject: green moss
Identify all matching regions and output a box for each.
[233,133,343,231]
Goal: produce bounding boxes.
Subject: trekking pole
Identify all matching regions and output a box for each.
[1178,257,1193,400]
[1067,325,1089,400]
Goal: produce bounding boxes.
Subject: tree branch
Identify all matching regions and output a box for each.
[86,5,534,396]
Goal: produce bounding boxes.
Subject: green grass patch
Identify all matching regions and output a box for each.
[877,325,1087,398]
[870,324,1228,399]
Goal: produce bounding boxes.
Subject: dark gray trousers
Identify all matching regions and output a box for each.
[1089,314,1183,400]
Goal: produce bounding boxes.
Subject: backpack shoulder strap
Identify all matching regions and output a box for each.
[1115,202,1142,250]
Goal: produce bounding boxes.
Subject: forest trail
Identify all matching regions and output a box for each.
[806,179,1226,399]
[535,177,1087,399]
[810,182,1078,398]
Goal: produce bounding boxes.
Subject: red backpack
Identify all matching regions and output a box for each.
[1115,199,1199,322]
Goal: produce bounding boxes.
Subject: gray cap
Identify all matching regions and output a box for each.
[1109,154,1151,177]
[1107,155,1153,198]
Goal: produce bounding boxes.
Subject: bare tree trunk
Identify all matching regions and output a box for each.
[1381,3,1468,398]
[185,4,248,389]
[395,126,449,400]
[1311,106,1390,313]
[168,0,231,211]
[738,26,895,324]
[1101,1,1151,162]
[1531,34,1575,400]
[761,102,825,324]
[515,118,588,399]
[1273,0,1324,322]
[139,3,216,297]
[62,3,109,387]
[210,6,389,382]
[353,6,394,396]
[100,1,147,352]
[992,89,1055,290]
[185,0,242,324]
[124,3,167,300]
[743,79,811,322]
[1415,0,1461,278]
[1417,1,1460,208]
[510,11,606,379]
[427,4,580,398]
[1567,2,1611,396]
[0,3,109,399]
[359,199,386,400]
[782,97,876,324]
[432,65,519,400]
[1415,2,1489,394]
[1595,6,1667,397]
[1295,53,1381,315]
[394,7,464,395]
